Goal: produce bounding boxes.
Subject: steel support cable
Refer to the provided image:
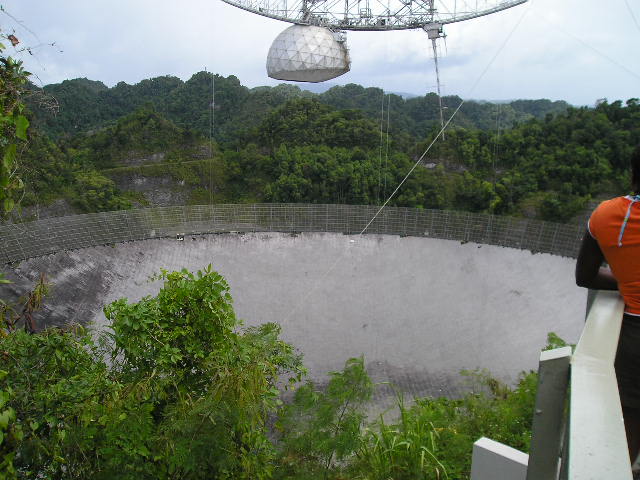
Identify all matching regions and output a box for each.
[281,3,531,324]
[491,102,502,187]
[359,2,530,236]
[210,73,215,206]
[625,0,640,34]
[538,11,640,83]
[384,93,391,199]
[378,89,385,204]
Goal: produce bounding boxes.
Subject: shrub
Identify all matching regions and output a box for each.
[1,266,304,479]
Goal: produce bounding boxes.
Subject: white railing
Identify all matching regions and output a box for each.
[471,290,632,480]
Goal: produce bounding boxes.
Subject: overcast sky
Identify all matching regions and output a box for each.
[4,0,640,106]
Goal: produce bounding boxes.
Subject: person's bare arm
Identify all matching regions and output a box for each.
[575,230,618,290]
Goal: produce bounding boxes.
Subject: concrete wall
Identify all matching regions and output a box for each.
[3,229,585,400]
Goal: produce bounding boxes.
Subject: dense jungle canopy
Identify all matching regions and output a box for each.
[13,72,638,223]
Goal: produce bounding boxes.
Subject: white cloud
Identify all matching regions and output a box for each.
[4,0,640,104]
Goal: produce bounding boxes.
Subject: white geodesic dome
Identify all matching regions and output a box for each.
[266,25,350,83]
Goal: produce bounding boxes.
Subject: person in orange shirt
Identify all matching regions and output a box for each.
[576,145,640,466]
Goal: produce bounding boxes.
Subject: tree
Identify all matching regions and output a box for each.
[2,266,305,479]
[0,35,30,219]
[0,37,33,475]
[276,357,373,479]
[72,170,131,212]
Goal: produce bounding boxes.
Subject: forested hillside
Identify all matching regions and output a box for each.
[16,72,639,223]
[27,73,569,142]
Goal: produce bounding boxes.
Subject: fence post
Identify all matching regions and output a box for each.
[550,223,559,253]
[526,346,571,480]
[464,211,471,242]
[325,204,329,232]
[471,437,528,480]
[253,203,257,232]
[403,208,408,236]
[519,219,528,249]
[269,204,273,232]
[429,209,434,237]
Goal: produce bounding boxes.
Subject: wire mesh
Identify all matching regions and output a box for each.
[0,204,585,264]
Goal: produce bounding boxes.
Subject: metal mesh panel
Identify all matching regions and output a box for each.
[0,204,584,264]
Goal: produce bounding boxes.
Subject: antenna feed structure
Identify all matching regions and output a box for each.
[222,0,528,82]
[266,25,351,82]
[424,23,444,40]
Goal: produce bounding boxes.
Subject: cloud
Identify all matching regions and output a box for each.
[5,0,640,104]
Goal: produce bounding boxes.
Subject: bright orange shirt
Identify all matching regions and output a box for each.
[589,196,640,315]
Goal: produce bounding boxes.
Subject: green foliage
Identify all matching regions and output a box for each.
[256,98,379,152]
[27,74,569,145]
[104,156,255,205]
[544,331,574,351]
[0,37,30,218]
[417,99,639,219]
[11,131,134,215]
[0,371,22,480]
[105,267,240,385]
[27,78,110,138]
[259,143,453,208]
[166,73,249,142]
[355,396,452,480]
[0,274,49,478]
[71,170,131,212]
[19,69,640,222]
[318,85,569,138]
[454,172,497,213]
[22,94,640,220]
[273,360,538,480]
[1,327,118,478]
[455,369,537,453]
[1,266,304,479]
[19,133,72,207]
[0,273,49,334]
[277,357,373,479]
[353,370,537,480]
[28,76,179,139]
[65,106,202,170]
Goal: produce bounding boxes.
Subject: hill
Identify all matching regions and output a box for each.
[15,72,639,223]
[27,73,570,144]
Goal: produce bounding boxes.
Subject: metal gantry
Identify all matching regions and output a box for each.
[220,0,528,31]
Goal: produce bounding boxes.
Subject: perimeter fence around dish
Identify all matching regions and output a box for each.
[0,204,584,264]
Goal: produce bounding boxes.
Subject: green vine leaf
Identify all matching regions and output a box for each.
[14,115,29,141]
[2,144,16,171]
